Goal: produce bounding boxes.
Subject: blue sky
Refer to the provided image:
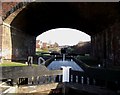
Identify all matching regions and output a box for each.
[36,28,91,46]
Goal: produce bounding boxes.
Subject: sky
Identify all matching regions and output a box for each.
[36,28,91,46]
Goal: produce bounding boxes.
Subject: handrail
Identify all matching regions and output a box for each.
[67,57,120,91]
[45,56,120,91]
[44,57,55,67]
[45,56,120,82]
[72,57,120,81]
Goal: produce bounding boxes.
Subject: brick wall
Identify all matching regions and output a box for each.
[0,2,2,51]
[0,25,2,51]
[2,23,12,60]
[92,21,120,66]
[2,2,18,17]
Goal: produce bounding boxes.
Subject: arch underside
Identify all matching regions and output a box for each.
[2,2,120,65]
[9,2,120,36]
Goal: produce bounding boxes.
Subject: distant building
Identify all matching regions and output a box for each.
[36,40,47,49]
[42,42,47,49]
[36,40,60,52]
[36,40,40,48]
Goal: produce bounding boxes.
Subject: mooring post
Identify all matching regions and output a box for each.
[28,56,33,66]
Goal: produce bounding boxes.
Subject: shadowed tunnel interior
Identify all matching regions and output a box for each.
[2,2,120,66]
[11,2,120,36]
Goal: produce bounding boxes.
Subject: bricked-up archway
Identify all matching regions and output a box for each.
[1,2,120,66]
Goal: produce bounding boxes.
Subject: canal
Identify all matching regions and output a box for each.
[47,58,84,71]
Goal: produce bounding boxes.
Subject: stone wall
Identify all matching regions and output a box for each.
[0,25,2,51]
[11,27,36,61]
[106,22,120,66]
[92,21,120,66]
[0,3,2,52]
[2,23,36,61]
[1,65,62,80]
[2,23,12,60]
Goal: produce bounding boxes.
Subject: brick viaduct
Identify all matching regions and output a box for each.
[0,2,120,66]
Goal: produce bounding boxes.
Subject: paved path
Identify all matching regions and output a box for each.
[17,83,60,94]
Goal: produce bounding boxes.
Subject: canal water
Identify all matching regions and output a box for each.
[47,59,84,71]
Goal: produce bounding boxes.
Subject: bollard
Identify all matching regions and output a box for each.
[28,56,33,66]
[61,66,71,83]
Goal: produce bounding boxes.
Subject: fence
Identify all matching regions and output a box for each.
[1,56,120,92]
[18,75,62,85]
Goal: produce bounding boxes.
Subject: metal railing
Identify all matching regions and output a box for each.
[69,57,120,91]
[18,75,62,85]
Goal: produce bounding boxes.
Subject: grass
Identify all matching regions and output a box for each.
[0,61,27,67]
[0,60,38,67]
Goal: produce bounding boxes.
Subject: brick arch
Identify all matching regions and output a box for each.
[2,2,29,21]
[2,2,31,25]
[1,2,120,66]
[3,2,120,36]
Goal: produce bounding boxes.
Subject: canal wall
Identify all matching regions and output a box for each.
[91,22,120,66]
[1,65,62,82]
